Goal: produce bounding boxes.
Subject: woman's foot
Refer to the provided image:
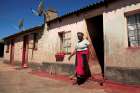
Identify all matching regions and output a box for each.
[72,80,78,85]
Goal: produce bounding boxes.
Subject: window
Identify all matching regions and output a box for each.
[6,41,10,53]
[59,31,71,54]
[33,33,38,50]
[127,13,140,47]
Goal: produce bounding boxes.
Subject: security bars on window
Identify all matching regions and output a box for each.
[127,13,140,47]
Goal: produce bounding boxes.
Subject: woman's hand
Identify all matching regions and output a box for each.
[68,56,71,61]
[68,50,76,61]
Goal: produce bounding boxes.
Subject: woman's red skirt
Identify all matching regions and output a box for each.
[75,50,91,77]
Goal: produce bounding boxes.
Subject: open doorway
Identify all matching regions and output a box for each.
[86,15,104,76]
[0,42,4,58]
[22,35,29,68]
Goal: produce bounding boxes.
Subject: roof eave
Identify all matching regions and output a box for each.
[3,25,43,40]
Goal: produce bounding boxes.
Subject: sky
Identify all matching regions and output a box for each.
[0,0,102,39]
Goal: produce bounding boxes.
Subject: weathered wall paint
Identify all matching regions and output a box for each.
[103,0,140,68]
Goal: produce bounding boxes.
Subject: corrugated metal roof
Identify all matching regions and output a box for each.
[3,25,43,40]
[47,0,119,23]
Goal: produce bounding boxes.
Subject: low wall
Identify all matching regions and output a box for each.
[3,60,75,76]
[105,67,140,85]
[41,62,75,76]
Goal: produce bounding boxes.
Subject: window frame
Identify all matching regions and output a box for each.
[125,9,140,48]
[58,31,71,54]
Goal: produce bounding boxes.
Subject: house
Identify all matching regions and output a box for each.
[3,9,58,68]
[3,0,140,84]
[3,26,44,67]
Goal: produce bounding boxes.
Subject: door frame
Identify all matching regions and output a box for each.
[10,39,15,64]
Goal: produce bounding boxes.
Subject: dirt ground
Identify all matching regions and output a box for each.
[0,61,106,93]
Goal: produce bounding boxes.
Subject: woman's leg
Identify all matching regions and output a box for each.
[82,54,91,78]
[77,75,87,85]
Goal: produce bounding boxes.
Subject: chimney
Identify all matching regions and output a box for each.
[44,8,58,22]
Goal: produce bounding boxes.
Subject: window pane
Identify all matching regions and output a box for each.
[136,14,140,24]
[128,30,135,37]
[129,36,137,41]
[128,25,137,30]
[63,41,67,47]
[138,29,140,36]
[65,48,69,53]
[128,16,136,25]
[137,23,140,28]
[67,47,70,53]
[130,41,138,47]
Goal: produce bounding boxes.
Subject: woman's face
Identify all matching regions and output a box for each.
[77,33,83,41]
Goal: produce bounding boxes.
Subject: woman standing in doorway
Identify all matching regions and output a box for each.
[68,32,91,85]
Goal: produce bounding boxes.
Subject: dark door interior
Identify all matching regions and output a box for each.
[86,15,104,76]
[0,43,4,57]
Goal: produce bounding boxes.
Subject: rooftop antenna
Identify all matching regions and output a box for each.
[18,18,24,31]
[31,0,47,24]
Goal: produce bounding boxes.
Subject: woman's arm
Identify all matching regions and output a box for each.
[68,50,76,61]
